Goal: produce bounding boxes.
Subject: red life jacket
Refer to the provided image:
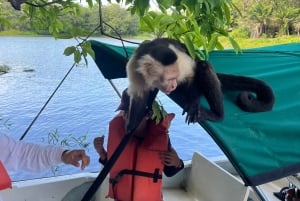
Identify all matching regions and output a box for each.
[0,160,12,190]
[106,113,175,201]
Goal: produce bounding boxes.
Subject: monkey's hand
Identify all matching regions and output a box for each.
[182,103,204,124]
[182,101,224,123]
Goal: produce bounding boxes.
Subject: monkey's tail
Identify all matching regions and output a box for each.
[217,73,275,112]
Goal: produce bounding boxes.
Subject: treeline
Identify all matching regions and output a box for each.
[0,2,140,36]
[232,0,300,38]
[0,0,299,38]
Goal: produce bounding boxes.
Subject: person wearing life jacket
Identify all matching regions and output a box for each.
[0,133,90,200]
[93,88,184,201]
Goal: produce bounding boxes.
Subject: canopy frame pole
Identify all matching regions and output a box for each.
[252,186,268,201]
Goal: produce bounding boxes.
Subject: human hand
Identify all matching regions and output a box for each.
[61,149,90,170]
[160,147,182,167]
[93,135,107,160]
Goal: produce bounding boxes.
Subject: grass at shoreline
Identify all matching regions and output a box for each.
[1,31,299,48]
[0,30,39,36]
[220,35,300,49]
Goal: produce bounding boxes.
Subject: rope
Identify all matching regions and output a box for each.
[96,0,142,99]
[19,63,76,140]
[97,0,140,60]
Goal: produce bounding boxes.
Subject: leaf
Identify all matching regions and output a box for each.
[74,50,82,63]
[208,33,218,52]
[159,15,176,26]
[56,19,64,31]
[204,1,211,14]
[157,0,175,9]
[132,0,150,16]
[140,15,155,32]
[83,42,95,60]
[184,35,196,59]
[151,100,167,124]
[223,2,231,24]
[215,41,224,50]
[64,46,76,56]
[83,55,88,65]
[86,0,93,8]
[228,36,242,53]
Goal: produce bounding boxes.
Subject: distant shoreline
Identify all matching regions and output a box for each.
[0,32,299,49]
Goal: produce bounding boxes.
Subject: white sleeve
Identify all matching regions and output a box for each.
[0,134,65,173]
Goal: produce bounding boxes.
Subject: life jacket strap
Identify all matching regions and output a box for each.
[109,168,162,185]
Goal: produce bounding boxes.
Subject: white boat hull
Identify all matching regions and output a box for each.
[1,152,289,201]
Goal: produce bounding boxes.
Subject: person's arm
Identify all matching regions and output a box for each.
[160,147,184,177]
[93,135,107,165]
[61,149,90,170]
[0,134,90,173]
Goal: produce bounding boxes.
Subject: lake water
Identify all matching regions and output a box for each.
[0,36,223,181]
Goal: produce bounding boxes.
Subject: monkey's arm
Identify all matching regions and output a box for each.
[126,89,158,133]
[185,60,224,123]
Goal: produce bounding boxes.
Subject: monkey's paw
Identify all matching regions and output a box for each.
[182,105,203,124]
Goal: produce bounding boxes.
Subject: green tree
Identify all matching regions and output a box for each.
[231,0,300,38]
[101,4,139,36]
[2,0,242,62]
[111,0,241,58]
[247,2,273,37]
[0,0,15,31]
[272,0,300,35]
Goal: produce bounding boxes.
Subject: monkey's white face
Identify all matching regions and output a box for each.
[156,63,179,94]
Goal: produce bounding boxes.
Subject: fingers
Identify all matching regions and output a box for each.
[160,152,172,165]
[79,151,90,170]
[62,150,90,170]
[160,150,179,167]
[74,150,90,170]
[93,136,105,146]
[93,136,105,154]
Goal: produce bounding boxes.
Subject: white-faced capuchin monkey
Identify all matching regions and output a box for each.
[126,38,275,132]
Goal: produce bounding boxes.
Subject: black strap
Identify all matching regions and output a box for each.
[109,168,162,185]
[81,130,134,201]
[81,89,159,201]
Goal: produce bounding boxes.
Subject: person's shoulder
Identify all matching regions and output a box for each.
[151,113,175,129]
[109,111,127,125]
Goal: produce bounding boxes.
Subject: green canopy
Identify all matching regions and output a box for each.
[90,40,300,186]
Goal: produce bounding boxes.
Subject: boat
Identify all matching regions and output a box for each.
[1,40,300,201]
[0,152,296,201]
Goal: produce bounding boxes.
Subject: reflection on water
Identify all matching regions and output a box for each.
[0,36,223,181]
